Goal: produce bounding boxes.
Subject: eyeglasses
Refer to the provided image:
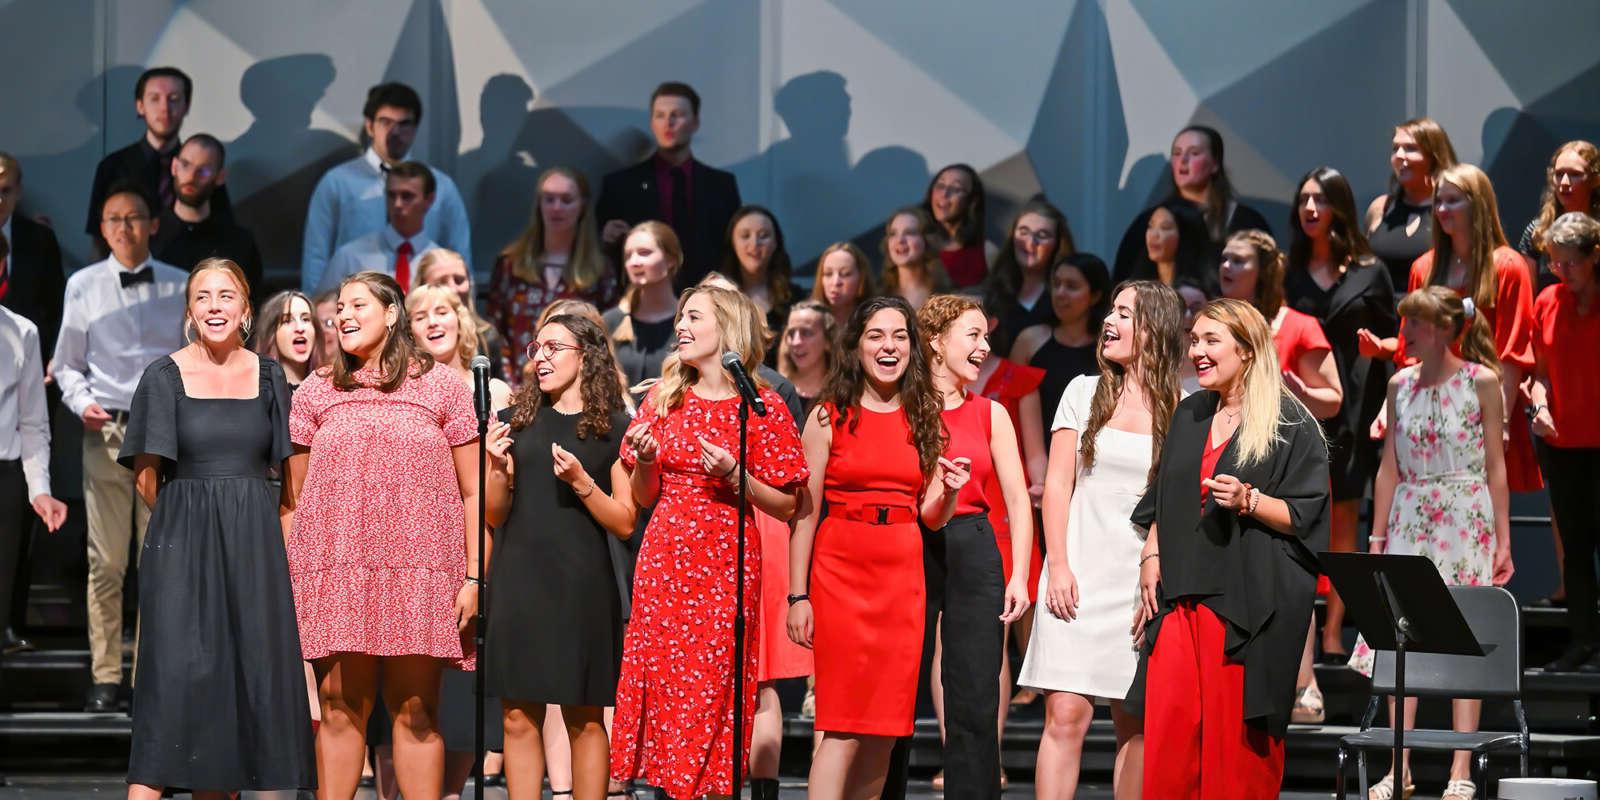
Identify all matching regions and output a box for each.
[1015,229,1056,244]
[526,341,583,360]
[102,214,149,228]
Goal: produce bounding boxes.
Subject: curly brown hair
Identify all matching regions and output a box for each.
[816,295,946,479]
[507,314,626,440]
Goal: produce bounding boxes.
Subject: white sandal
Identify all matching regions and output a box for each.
[1368,773,1415,800]
[1291,684,1325,724]
[1442,778,1477,799]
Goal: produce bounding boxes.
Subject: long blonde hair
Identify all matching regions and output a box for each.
[499,166,608,291]
[1197,298,1317,466]
[1421,164,1508,312]
[650,285,768,416]
[612,221,683,344]
[405,282,481,367]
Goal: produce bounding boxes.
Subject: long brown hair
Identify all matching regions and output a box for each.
[1160,125,1239,241]
[921,164,987,248]
[252,289,324,372]
[984,199,1076,322]
[1225,229,1287,319]
[811,241,877,304]
[1385,117,1459,212]
[327,271,433,393]
[1288,166,1375,272]
[498,166,608,291]
[1078,281,1185,484]
[506,314,626,439]
[1529,141,1600,254]
[816,295,947,479]
[718,205,794,310]
[1420,164,1509,313]
[1398,286,1500,377]
[880,207,952,297]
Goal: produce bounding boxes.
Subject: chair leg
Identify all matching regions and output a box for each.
[1357,748,1369,798]
[1474,751,1489,799]
[1335,746,1348,799]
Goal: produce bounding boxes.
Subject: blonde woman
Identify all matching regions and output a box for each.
[487,167,616,384]
[609,286,808,800]
[811,242,876,329]
[416,248,507,383]
[1133,298,1329,798]
[409,283,512,410]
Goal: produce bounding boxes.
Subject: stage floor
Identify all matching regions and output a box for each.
[0,775,1347,798]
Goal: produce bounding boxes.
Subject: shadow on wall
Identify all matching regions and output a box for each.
[1481,61,1600,235]
[227,54,354,278]
[456,73,649,274]
[732,69,931,273]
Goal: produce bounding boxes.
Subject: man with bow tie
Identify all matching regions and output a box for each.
[52,183,184,714]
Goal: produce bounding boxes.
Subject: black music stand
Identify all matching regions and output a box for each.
[1321,552,1486,788]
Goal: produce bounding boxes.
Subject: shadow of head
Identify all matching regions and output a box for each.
[775,71,850,141]
[479,73,535,136]
[240,54,337,122]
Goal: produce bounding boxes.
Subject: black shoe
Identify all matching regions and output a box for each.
[1543,644,1598,673]
[1531,595,1568,609]
[1,627,31,655]
[84,683,119,713]
[751,777,781,800]
[1318,649,1351,666]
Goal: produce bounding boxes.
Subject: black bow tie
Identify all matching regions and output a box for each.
[119,267,154,289]
[379,161,392,174]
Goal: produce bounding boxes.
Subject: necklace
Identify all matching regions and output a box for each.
[1220,404,1241,424]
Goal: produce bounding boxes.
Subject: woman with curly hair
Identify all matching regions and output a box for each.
[787,295,946,799]
[1518,141,1600,291]
[482,313,638,800]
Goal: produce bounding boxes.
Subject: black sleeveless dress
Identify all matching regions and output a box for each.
[485,407,631,706]
[1029,335,1098,450]
[1368,197,1433,292]
[119,356,314,791]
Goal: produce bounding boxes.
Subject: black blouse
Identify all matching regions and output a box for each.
[1127,390,1330,736]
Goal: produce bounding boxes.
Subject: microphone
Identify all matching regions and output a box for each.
[721,351,767,416]
[471,355,492,423]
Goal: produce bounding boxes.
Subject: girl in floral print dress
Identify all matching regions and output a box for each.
[1351,286,1513,800]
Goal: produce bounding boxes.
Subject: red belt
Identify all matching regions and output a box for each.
[829,503,917,525]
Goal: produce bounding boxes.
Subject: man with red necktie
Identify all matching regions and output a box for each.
[318,161,437,294]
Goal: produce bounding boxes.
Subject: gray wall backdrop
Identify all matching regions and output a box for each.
[4,0,1599,281]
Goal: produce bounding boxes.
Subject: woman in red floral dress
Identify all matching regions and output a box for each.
[610,285,808,799]
[285,271,482,799]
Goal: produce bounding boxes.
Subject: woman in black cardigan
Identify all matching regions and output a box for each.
[1130,297,1329,799]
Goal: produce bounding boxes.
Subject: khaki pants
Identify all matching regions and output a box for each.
[83,417,149,686]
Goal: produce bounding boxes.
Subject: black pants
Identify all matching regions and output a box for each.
[886,513,1005,798]
[1535,440,1600,645]
[0,461,26,647]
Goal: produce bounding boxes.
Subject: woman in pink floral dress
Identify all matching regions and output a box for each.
[1350,286,1512,800]
[610,285,807,799]
[286,271,482,800]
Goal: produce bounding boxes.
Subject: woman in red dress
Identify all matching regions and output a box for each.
[285,271,482,799]
[609,285,808,800]
[922,164,991,288]
[786,295,945,799]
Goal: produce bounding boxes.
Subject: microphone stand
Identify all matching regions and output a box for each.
[473,400,489,798]
[732,395,750,797]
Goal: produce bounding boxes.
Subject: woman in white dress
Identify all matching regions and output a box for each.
[1018,280,1187,800]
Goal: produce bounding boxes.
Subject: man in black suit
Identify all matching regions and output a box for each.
[597,81,741,290]
[0,152,65,366]
[151,134,263,298]
[84,67,232,243]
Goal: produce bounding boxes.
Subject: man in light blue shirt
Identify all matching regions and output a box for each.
[320,161,437,293]
[300,82,468,293]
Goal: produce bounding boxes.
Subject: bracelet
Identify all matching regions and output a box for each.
[635,452,657,465]
[1369,536,1388,542]
[1246,487,1261,515]
[719,462,740,481]
[786,593,809,605]
[1139,552,1159,566]
[463,576,483,586]
[574,481,596,499]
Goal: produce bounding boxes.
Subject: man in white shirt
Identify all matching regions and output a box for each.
[0,303,67,785]
[320,161,437,294]
[300,82,469,293]
[52,184,186,713]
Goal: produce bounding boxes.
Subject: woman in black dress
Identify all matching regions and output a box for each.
[121,259,314,798]
[1365,117,1459,291]
[484,313,637,800]
[1011,253,1113,449]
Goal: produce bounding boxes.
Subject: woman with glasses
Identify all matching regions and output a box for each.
[484,315,637,800]
[984,200,1077,348]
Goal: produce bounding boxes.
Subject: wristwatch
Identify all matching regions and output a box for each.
[786,593,809,605]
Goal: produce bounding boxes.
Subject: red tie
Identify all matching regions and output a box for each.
[395,240,414,294]
[0,256,9,303]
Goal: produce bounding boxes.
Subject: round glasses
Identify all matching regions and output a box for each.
[526,340,582,360]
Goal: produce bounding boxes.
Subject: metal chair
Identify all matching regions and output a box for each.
[1335,585,1529,800]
